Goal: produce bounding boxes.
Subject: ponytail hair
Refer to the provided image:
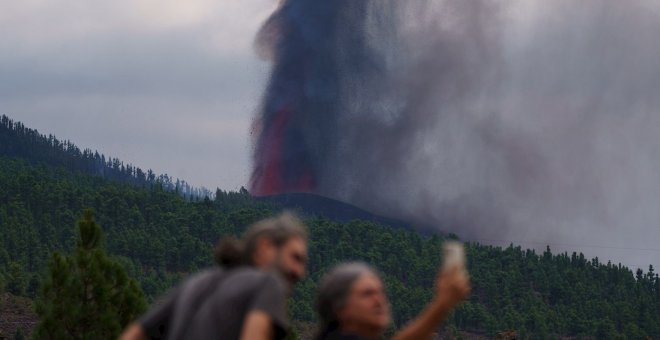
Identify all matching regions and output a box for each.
[214,236,244,269]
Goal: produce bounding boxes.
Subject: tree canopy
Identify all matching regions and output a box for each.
[33,209,147,339]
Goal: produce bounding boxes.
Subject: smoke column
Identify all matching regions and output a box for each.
[251,0,660,269]
[250,0,365,195]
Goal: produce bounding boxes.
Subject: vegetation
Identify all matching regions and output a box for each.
[33,210,147,339]
[1,116,659,338]
[0,114,213,199]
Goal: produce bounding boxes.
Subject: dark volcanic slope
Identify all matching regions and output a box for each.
[256,193,414,230]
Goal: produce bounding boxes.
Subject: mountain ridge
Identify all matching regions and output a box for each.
[256,192,415,230]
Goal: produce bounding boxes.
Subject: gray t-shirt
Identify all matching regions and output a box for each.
[140,267,289,340]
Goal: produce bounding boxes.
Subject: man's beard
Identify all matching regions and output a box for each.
[271,253,299,291]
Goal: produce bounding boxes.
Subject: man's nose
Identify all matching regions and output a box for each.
[374,293,386,306]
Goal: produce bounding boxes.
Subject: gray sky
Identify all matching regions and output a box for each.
[1,0,277,191]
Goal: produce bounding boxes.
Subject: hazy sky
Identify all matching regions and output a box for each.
[1,0,278,191]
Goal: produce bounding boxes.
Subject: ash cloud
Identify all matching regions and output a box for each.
[253,0,660,269]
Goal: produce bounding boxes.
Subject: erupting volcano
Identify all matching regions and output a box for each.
[248,0,660,272]
[250,106,316,196]
[249,0,368,196]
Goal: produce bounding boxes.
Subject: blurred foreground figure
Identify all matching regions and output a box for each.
[316,261,470,340]
[120,212,308,340]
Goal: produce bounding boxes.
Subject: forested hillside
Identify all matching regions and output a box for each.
[1,117,659,338]
[0,114,213,199]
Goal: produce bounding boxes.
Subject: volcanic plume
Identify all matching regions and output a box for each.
[250,1,660,269]
[249,0,359,196]
[250,0,499,204]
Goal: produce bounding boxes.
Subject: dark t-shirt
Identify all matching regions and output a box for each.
[139,267,289,340]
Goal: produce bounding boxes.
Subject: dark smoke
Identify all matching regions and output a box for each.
[251,0,660,269]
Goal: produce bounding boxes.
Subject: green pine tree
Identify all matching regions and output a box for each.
[33,209,147,339]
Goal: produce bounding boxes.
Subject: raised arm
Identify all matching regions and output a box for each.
[392,267,471,340]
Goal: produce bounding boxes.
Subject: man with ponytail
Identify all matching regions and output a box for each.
[120,211,308,340]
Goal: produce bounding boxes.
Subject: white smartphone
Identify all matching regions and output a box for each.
[442,241,466,271]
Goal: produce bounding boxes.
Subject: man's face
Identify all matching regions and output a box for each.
[338,273,391,333]
[273,236,308,287]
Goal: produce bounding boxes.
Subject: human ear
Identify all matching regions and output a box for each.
[253,237,276,266]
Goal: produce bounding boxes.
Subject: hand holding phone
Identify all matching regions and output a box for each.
[437,241,470,305]
[442,241,465,272]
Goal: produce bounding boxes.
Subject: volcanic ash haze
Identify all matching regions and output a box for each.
[250,0,660,269]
